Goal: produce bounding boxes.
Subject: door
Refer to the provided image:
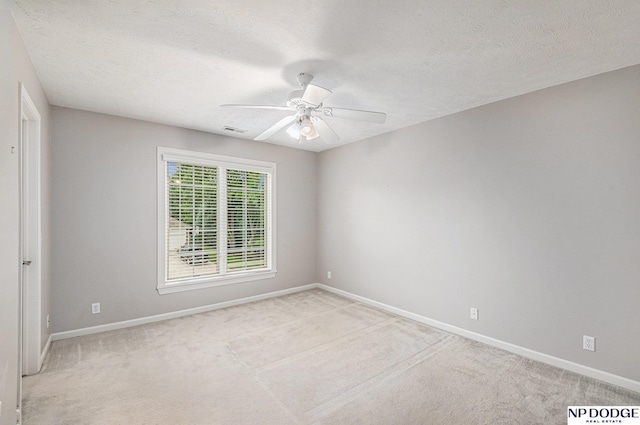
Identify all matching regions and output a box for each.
[19,83,42,423]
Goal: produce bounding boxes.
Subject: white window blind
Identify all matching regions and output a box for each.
[226,169,269,273]
[157,147,275,294]
[166,162,219,281]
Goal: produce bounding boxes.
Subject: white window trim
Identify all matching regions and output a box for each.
[157,147,276,294]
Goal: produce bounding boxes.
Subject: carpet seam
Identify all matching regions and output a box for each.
[303,334,459,423]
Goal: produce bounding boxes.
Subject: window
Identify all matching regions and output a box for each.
[157,147,276,294]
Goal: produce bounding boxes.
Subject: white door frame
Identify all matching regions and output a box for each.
[19,82,42,379]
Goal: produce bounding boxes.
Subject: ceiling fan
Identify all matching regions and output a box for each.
[221,73,386,144]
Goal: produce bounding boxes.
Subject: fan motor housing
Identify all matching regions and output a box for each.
[287,90,306,107]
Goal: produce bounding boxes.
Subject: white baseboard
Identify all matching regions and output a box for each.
[316,283,640,394]
[51,284,316,341]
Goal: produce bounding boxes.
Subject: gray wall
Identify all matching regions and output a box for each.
[0,6,52,425]
[51,107,317,332]
[317,64,640,382]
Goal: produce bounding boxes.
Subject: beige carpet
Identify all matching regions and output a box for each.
[23,289,640,424]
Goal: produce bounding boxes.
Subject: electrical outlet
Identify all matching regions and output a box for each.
[91,303,101,314]
[327,271,332,279]
[583,335,595,352]
[470,307,478,320]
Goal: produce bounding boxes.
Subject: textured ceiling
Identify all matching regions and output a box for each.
[12,0,640,152]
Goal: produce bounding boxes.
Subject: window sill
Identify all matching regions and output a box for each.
[157,270,277,295]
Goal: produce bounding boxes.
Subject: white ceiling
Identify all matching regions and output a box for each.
[12,0,640,152]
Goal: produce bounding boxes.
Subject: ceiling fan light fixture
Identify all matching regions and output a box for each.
[300,117,313,135]
[299,116,319,140]
[305,129,319,140]
[286,123,300,139]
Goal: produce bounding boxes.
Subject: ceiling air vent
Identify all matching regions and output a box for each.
[223,126,247,134]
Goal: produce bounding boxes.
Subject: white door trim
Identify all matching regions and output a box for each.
[20,83,42,377]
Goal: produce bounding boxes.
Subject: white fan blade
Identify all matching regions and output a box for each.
[221,104,292,111]
[254,115,297,141]
[312,118,340,144]
[320,107,386,123]
[301,84,332,106]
